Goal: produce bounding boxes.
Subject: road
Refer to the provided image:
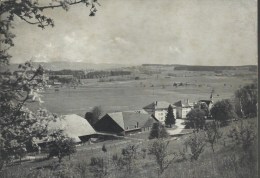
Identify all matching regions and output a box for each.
[167,119,186,136]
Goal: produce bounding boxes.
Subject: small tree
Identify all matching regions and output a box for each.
[48,131,76,163]
[149,123,169,139]
[149,139,175,174]
[204,121,222,152]
[165,105,176,127]
[235,83,257,118]
[185,132,206,161]
[89,156,108,178]
[120,145,138,173]
[185,109,206,131]
[210,99,237,126]
[227,120,256,152]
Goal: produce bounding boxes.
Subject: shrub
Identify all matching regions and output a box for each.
[227,120,256,152]
[185,132,206,161]
[149,139,175,174]
[149,123,169,139]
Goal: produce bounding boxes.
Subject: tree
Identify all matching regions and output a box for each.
[1,1,100,166]
[235,83,257,118]
[204,121,222,152]
[85,112,94,125]
[48,130,76,163]
[149,123,169,139]
[90,156,109,178]
[0,62,56,165]
[149,139,175,174]
[1,0,100,65]
[185,108,206,131]
[185,132,206,161]
[91,106,103,124]
[210,99,237,126]
[112,144,138,174]
[165,105,175,127]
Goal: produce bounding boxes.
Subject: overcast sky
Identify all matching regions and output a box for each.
[10,0,257,65]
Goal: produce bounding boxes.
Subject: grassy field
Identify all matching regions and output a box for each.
[1,118,257,178]
[28,70,255,116]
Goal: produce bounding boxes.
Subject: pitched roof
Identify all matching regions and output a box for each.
[46,114,96,142]
[143,101,173,110]
[174,100,193,108]
[107,112,124,129]
[105,111,156,131]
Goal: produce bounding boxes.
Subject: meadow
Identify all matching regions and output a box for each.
[29,69,255,117]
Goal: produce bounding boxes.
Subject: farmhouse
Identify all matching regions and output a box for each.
[94,111,158,135]
[37,114,96,145]
[143,101,177,124]
[174,100,194,119]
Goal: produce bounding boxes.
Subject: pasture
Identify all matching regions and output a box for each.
[29,70,255,116]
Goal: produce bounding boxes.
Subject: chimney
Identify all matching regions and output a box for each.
[155,101,157,106]
[136,122,139,128]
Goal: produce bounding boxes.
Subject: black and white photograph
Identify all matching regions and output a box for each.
[0,0,258,177]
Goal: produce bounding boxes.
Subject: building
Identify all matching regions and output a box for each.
[174,100,194,119]
[143,101,177,124]
[94,111,158,135]
[36,114,96,145]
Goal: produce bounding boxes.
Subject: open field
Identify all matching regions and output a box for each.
[28,70,256,116]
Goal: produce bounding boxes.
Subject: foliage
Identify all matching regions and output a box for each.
[149,123,169,139]
[204,121,222,152]
[185,108,206,131]
[165,105,175,127]
[48,130,76,163]
[185,132,206,161]
[210,99,237,126]
[234,83,257,118]
[0,62,56,165]
[112,145,138,174]
[149,139,175,174]
[85,112,94,125]
[90,156,108,178]
[0,0,100,65]
[227,120,256,152]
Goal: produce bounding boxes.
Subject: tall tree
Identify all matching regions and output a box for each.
[185,108,206,131]
[210,99,237,126]
[165,105,175,127]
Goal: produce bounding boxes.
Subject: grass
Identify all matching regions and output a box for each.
[1,118,257,178]
[27,72,254,116]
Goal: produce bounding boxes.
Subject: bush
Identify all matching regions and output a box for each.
[185,132,206,161]
[227,120,256,152]
[149,123,169,139]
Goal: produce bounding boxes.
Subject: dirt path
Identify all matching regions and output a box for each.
[167,119,186,136]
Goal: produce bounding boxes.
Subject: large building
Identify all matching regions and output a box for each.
[36,114,96,145]
[143,101,177,124]
[94,111,158,135]
[174,100,194,119]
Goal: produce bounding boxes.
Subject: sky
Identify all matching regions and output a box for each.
[9,0,257,65]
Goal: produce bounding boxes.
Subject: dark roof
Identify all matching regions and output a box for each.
[143,101,173,110]
[103,111,157,131]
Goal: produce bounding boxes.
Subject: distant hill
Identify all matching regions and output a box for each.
[142,64,257,72]
[5,61,131,72]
